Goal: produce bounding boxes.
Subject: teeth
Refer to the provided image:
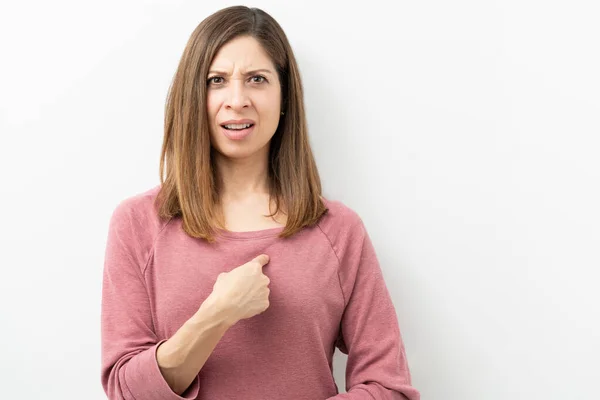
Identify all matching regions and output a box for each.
[224,123,252,129]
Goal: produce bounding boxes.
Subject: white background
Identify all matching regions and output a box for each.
[1,1,599,398]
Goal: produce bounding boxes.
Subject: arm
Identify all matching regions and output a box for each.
[156,296,233,395]
[100,201,234,399]
[327,218,420,400]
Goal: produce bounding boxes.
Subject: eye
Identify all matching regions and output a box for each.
[207,76,223,85]
[251,75,267,83]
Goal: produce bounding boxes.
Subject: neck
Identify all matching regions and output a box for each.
[213,148,271,201]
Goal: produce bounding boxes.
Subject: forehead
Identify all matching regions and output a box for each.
[209,36,275,72]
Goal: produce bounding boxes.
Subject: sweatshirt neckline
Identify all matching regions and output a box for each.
[215,225,285,240]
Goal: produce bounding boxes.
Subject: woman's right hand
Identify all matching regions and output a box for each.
[209,254,271,325]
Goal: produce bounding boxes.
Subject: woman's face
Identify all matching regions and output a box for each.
[206,35,282,160]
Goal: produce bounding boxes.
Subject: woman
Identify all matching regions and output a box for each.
[101,6,420,400]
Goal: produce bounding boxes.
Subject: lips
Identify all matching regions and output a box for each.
[222,123,255,131]
[220,124,255,140]
[220,119,256,126]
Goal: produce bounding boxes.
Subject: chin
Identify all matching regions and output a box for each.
[209,128,274,160]
[212,142,265,160]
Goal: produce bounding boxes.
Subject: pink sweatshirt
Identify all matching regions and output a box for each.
[101,185,420,400]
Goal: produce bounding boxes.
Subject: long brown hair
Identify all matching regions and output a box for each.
[156,6,327,243]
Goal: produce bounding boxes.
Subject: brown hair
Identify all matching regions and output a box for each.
[156,6,328,243]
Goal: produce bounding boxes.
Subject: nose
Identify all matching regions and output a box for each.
[224,78,250,111]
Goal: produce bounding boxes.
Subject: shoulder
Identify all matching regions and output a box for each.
[317,195,366,250]
[108,184,169,246]
[111,184,162,220]
[318,195,363,229]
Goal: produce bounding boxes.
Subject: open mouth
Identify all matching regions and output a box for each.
[220,123,255,140]
[221,123,255,130]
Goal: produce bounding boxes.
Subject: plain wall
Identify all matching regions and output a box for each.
[1,0,598,398]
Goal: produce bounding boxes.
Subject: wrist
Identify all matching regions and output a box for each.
[192,295,237,330]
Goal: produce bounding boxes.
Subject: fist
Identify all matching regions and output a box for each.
[210,254,271,324]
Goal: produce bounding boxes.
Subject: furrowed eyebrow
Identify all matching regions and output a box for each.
[207,68,274,76]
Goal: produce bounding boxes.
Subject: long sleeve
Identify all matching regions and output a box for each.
[100,199,200,400]
[327,217,420,400]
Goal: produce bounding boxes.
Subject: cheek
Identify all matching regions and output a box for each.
[206,93,220,118]
[257,91,281,117]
